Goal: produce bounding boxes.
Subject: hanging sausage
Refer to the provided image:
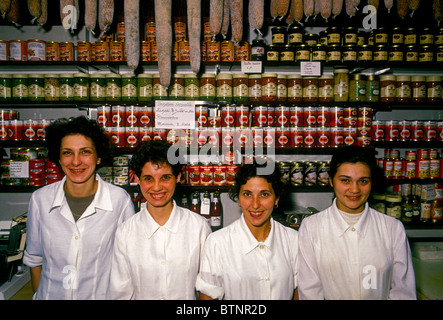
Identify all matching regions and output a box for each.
[28,0,41,23]
[384,0,393,13]
[85,0,97,33]
[231,0,243,42]
[37,0,46,25]
[155,0,172,88]
[99,0,114,37]
[209,0,223,37]
[6,0,20,26]
[125,0,140,70]
[332,0,343,18]
[249,0,264,32]
[320,0,332,21]
[397,0,408,18]
[304,0,315,21]
[220,0,230,37]
[433,0,442,25]
[0,0,11,19]
[187,0,201,73]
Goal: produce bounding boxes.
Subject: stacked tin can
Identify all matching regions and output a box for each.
[372,119,443,142]
[0,109,51,142]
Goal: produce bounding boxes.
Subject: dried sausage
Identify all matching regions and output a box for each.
[37,0,47,25]
[332,0,343,17]
[304,0,314,20]
[85,0,97,33]
[0,0,11,18]
[28,0,41,23]
[408,0,420,17]
[270,0,278,20]
[397,0,408,18]
[99,0,114,36]
[6,0,19,25]
[125,0,139,70]
[249,0,264,31]
[384,0,393,13]
[345,0,356,17]
[320,0,332,21]
[230,0,243,42]
[155,0,172,88]
[210,0,223,36]
[433,0,443,24]
[220,0,230,37]
[315,0,321,16]
[187,0,201,73]
[293,0,304,23]
[277,0,290,17]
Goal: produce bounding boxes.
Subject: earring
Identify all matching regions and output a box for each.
[274,203,278,208]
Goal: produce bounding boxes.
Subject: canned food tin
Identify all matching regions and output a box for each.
[0,40,9,61]
[27,40,46,61]
[59,42,74,61]
[94,41,109,61]
[290,161,304,186]
[77,41,92,62]
[235,41,250,61]
[7,119,22,141]
[9,40,27,61]
[45,41,59,61]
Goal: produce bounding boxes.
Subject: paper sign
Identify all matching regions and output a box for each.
[9,161,29,178]
[300,61,321,76]
[155,100,196,129]
[241,61,262,73]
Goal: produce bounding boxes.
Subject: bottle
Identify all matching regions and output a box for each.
[181,193,189,210]
[200,191,211,226]
[210,191,223,231]
[190,191,200,214]
[412,184,421,224]
[401,184,414,224]
[420,185,431,224]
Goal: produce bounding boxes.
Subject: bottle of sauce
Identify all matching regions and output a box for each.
[181,193,189,210]
[200,191,211,226]
[210,191,222,231]
[190,191,200,214]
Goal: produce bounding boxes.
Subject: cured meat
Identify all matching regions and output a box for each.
[209,0,223,36]
[320,0,332,21]
[230,0,243,42]
[155,0,172,88]
[37,0,47,25]
[293,0,304,23]
[85,0,97,32]
[345,0,356,17]
[384,0,393,13]
[99,0,114,36]
[6,0,19,25]
[124,0,139,70]
[270,0,278,19]
[28,0,41,23]
[332,0,343,17]
[285,0,294,24]
[249,0,264,31]
[397,0,408,18]
[433,0,443,24]
[304,0,314,20]
[187,0,201,73]
[0,0,11,19]
[220,0,230,37]
[277,0,290,17]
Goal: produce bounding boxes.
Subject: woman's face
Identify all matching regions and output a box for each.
[59,134,100,186]
[330,162,372,214]
[239,177,279,230]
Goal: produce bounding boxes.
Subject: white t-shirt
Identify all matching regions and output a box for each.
[109,201,211,300]
[298,199,416,300]
[196,215,298,300]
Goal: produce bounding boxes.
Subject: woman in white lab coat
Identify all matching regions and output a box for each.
[298,146,416,300]
[23,116,134,299]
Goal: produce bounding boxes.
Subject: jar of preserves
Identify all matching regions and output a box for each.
[288,26,304,45]
[349,74,366,102]
[153,74,168,100]
[405,45,419,62]
[296,44,310,61]
[28,74,45,102]
[59,73,74,101]
[391,27,404,45]
[366,75,379,102]
[357,30,367,46]
[333,68,349,102]
[287,75,302,102]
[0,74,12,101]
[168,74,185,100]
[106,73,122,101]
[184,74,199,100]
[12,74,28,101]
[277,74,287,102]
[266,44,280,62]
[436,27,443,45]
[437,45,443,63]
[311,44,326,62]
[342,44,357,62]
[121,74,137,101]
[411,76,426,103]
[404,27,418,45]
[90,74,106,102]
[374,27,389,45]
[261,73,278,102]
[370,193,386,214]
[357,44,373,62]
[304,33,318,46]
[251,38,266,61]
[280,45,295,62]
[386,194,402,219]
[319,30,328,45]
[419,45,434,63]
[420,27,434,45]
[200,73,216,100]
[271,26,286,45]
[233,73,248,102]
[248,74,262,102]
[44,74,60,102]
[216,73,233,101]
[426,76,442,103]
[318,75,334,103]
[373,44,388,63]
[137,74,153,101]
[327,26,341,45]
[396,75,411,102]
[73,73,90,101]
[327,44,341,63]
[302,77,318,102]
[343,26,358,45]
[389,45,404,63]
[380,75,397,103]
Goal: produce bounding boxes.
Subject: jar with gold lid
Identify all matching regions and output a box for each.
[389,45,404,63]
[327,26,341,45]
[349,74,366,102]
[302,77,318,102]
[357,44,372,62]
[333,68,349,102]
[373,44,388,63]
[391,27,404,45]
[288,26,304,45]
[396,75,411,103]
[405,45,419,62]
[311,44,326,62]
[419,45,434,63]
[327,44,341,63]
[404,27,418,45]
[420,27,434,45]
[343,27,358,45]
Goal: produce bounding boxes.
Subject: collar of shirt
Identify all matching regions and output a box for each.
[141,200,180,238]
[239,214,275,255]
[49,174,113,216]
[331,199,370,238]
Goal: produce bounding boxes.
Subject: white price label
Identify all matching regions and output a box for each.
[155,100,196,129]
[9,161,29,178]
[241,61,262,73]
[300,61,322,76]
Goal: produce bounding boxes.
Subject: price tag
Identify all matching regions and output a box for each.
[241,61,262,73]
[155,100,196,129]
[9,161,29,178]
[300,61,321,76]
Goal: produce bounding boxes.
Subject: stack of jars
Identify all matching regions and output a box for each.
[372,119,443,142]
[379,75,442,103]
[0,109,52,142]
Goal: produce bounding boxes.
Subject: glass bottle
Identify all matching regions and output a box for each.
[200,191,211,225]
[190,191,200,214]
[210,191,222,231]
[333,68,349,102]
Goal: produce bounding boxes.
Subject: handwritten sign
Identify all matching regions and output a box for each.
[9,161,29,178]
[300,61,321,76]
[155,100,196,129]
[241,61,262,73]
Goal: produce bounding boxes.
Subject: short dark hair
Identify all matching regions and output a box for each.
[229,159,284,202]
[329,146,385,193]
[46,116,113,166]
[130,140,184,178]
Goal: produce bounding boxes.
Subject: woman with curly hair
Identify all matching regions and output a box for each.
[23,116,134,300]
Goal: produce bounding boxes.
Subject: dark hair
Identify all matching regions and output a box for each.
[46,116,113,166]
[130,140,184,178]
[229,159,284,202]
[329,146,385,193]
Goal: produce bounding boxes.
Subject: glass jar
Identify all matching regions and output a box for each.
[405,45,419,62]
[386,194,402,219]
[280,45,295,62]
[153,74,168,100]
[168,74,185,100]
[373,44,388,63]
[59,73,74,101]
[370,193,386,214]
[288,26,304,45]
[296,44,310,61]
[380,75,397,103]
[349,74,366,102]
[251,38,266,61]
[44,74,60,102]
[391,27,404,45]
[374,27,389,45]
[28,74,45,102]
[366,75,379,102]
[266,44,280,62]
[261,73,278,102]
[327,26,341,45]
[436,45,443,63]
[105,73,122,101]
[435,27,443,45]
[248,74,262,102]
[304,33,318,46]
[311,44,326,62]
[319,30,328,45]
[426,76,442,103]
[411,76,426,103]
[389,45,404,63]
[318,75,334,103]
[271,26,286,45]
[0,74,12,101]
[90,74,106,102]
[404,27,418,45]
[121,73,137,101]
[419,45,434,63]
[342,44,357,63]
[343,26,358,45]
[277,74,287,102]
[233,73,249,103]
[357,44,373,62]
[184,74,199,100]
[396,75,411,102]
[327,44,342,63]
[333,68,349,102]
[200,73,216,100]
[287,75,302,102]
[216,73,232,101]
[12,74,28,101]
[73,73,90,101]
[137,74,153,101]
[420,27,434,45]
[302,77,318,102]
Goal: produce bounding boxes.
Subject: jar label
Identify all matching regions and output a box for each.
[319,84,333,98]
[249,84,262,98]
[44,84,59,97]
[13,84,28,97]
[0,85,11,98]
[91,84,105,98]
[153,84,168,97]
[234,83,248,98]
[28,84,44,98]
[122,84,137,97]
[106,83,122,98]
[397,85,411,98]
[217,84,232,98]
[262,83,277,96]
[413,85,427,98]
[139,84,153,97]
[74,84,89,98]
[288,84,302,98]
[381,84,396,97]
[428,85,442,98]
[185,84,199,98]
